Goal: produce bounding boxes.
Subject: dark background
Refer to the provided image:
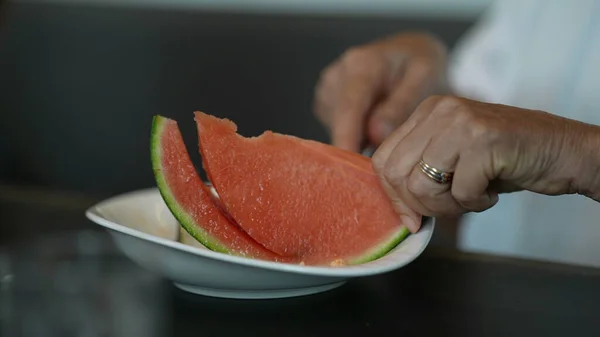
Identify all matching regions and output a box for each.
[0,2,474,199]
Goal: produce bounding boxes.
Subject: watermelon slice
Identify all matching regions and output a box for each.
[194,112,417,266]
[150,115,293,262]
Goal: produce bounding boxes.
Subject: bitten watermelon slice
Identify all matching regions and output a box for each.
[194,112,418,266]
[150,115,293,262]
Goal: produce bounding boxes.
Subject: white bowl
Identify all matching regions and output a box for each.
[85,187,434,299]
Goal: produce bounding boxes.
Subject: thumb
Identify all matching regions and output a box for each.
[331,112,364,153]
[452,154,500,213]
[455,190,499,213]
[331,73,386,152]
[367,65,433,145]
[367,98,410,146]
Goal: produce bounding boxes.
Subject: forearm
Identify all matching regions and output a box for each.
[570,122,600,201]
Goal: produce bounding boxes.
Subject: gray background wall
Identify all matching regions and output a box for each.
[0,1,475,198]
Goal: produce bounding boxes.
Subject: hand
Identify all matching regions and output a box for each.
[372,95,600,232]
[313,32,449,153]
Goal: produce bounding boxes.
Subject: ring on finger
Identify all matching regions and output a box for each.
[418,160,454,184]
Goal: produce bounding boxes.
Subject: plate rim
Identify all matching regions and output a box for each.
[85,187,434,278]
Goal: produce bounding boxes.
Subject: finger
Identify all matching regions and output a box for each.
[330,74,383,152]
[382,180,424,234]
[379,108,456,217]
[375,164,424,233]
[373,114,436,230]
[371,96,447,231]
[313,64,341,127]
[404,164,463,216]
[421,125,462,176]
[367,63,434,145]
[451,150,499,212]
[372,95,442,175]
[399,127,467,216]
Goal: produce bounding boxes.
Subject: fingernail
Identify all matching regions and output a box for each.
[400,215,420,233]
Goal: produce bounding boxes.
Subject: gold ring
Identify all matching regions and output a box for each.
[418,160,454,184]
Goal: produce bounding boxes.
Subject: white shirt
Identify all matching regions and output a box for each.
[448,0,600,267]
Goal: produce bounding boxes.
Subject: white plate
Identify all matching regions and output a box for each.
[85,187,434,299]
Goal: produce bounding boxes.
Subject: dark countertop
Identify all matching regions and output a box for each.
[2,183,600,337]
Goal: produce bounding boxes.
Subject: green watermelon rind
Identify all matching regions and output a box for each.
[348,227,411,265]
[150,115,233,256]
[152,114,410,265]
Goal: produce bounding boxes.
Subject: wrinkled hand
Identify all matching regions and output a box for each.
[372,95,600,232]
[313,32,449,153]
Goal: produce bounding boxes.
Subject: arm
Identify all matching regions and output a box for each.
[562,121,600,201]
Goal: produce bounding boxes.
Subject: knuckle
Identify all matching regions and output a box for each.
[456,109,495,144]
[469,118,491,139]
[422,95,444,105]
[341,46,375,65]
[416,95,459,117]
[371,152,386,175]
[316,67,339,94]
[452,188,474,205]
[446,105,491,140]
[412,58,436,75]
[406,173,428,198]
[319,65,338,86]
[340,47,386,79]
[483,126,503,147]
[431,95,463,116]
[392,85,423,107]
[381,162,402,188]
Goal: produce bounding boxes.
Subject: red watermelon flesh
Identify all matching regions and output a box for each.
[150,115,293,263]
[194,112,417,266]
[296,137,373,173]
